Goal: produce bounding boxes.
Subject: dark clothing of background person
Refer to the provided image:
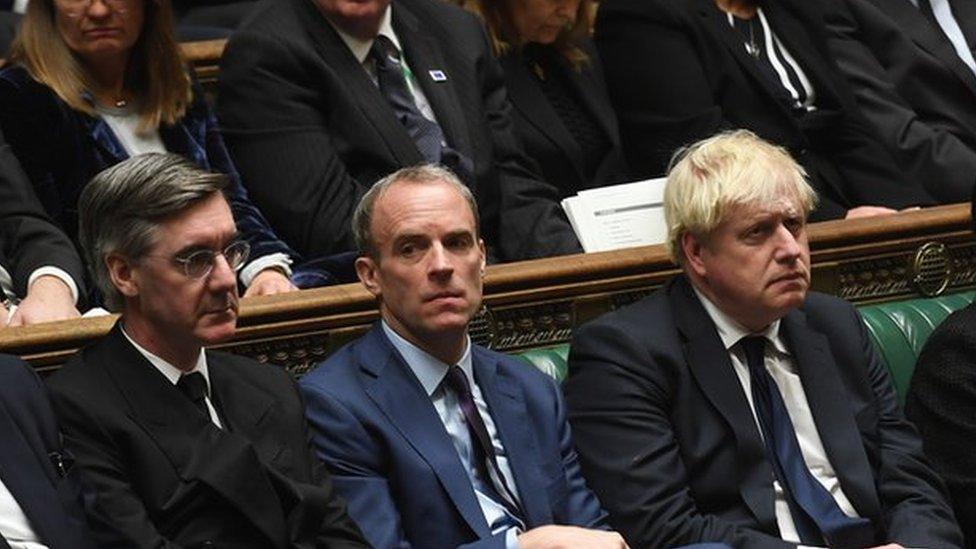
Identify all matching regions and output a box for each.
[46,324,368,549]
[0,125,86,304]
[595,0,936,220]
[500,39,630,198]
[824,0,976,204]
[217,0,581,263]
[0,65,317,303]
[0,354,98,549]
[907,302,976,548]
[565,275,962,549]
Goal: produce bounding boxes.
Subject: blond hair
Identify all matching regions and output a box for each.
[8,0,191,132]
[459,0,592,69]
[664,130,818,263]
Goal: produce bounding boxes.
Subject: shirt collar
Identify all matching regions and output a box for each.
[692,286,789,355]
[121,326,211,390]
[329,4,400,65]
[381,320,473,397]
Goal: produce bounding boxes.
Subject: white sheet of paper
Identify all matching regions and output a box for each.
[562,177,669,253]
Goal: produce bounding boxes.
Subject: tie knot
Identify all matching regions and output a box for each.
[442,365,472,398]
[370,35,400,66]
[177,372,209,404]
[740,336,767,371]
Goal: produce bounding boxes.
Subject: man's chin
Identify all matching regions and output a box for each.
[197,315,238,345]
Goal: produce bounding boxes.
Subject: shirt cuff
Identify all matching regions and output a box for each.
[28,267,79,305]
[239,253,292,287]
[0,263,14,302]
[504,527,520,549]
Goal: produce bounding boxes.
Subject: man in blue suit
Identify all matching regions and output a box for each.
[299,165,626,549]
[0,354,97,548]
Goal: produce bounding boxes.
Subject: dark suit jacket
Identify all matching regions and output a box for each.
[217,0,581,262]
[500,40,629,197]
[595,0,936,220]
[0,65,300,299]
[565,275,962,548]
[907,302,976,548]
[0,125,85,301]
[46,324,367,549]
[824,0,976,203]
[0,354,96,549]
[298,324,609,549]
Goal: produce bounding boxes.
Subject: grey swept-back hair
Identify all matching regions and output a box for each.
[352,164,480,259]
[77,153,229,311]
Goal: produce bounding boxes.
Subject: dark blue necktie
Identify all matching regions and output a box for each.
[177,372,211,420]
[370,35,446,165]
[740,336,875,548]
[443,365,524,524]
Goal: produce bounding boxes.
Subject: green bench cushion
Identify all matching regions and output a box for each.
[513,291,976,402]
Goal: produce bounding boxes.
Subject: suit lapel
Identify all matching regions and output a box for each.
[882,0,976,92]
[97,326,290,548]
[393,3,473,158]
[298,0,423,167]
[472,350,551,527]
[358,326,491,538]
[696,0,794,121]
[501,54,586,186]
[670,277,779,533]
[81,113,127,164]
[0,400,74,548]
[949,0,976,58]
[780,312,883,521]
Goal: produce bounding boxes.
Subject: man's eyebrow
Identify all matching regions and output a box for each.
[173,232,242,257]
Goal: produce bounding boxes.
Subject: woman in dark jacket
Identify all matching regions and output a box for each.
[0,0,327,311]
[462,0,629,198]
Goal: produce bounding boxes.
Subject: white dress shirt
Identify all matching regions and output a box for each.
[694,289,859,546]
[121,327,223,429]
[382,321,522,548]
[0,476,47,549]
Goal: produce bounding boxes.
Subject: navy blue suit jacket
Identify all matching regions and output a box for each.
[299,324,609,549]
[565,275,962,548]
[0,354,96,549]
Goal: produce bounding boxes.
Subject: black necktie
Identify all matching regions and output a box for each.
[740,337,875,548]
[370,35,445,164]
[177,372,210,420]
[442,365,524,523]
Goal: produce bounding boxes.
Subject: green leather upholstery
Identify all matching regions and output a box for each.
[859,291,976,403]
[512,291,976,402]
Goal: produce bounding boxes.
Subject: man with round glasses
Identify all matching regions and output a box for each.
[46,153,367,548]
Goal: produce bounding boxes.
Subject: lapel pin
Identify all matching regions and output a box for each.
[429,70,447,82]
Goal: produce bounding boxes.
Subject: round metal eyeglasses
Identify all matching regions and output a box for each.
[172,240,251,279]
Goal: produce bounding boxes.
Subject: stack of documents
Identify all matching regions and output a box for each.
[561,178,670,253]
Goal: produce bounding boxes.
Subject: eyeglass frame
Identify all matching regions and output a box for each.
[144,240,251,280]
[54,0,131,18]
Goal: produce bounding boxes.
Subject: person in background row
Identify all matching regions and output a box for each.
[218,0,582,269]
[595,0,935,221]
[824,0,976,204]
[299,165,627,549]
[460,0,629,198]
[0,125,87,327]
[47,153,366,548]
[565,130,962,548]
[0,0,316,316]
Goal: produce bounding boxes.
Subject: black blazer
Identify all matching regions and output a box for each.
[595,0,936,220]
[217,0,581,262]
[0,354,97,549]
[46,324,367,549]
[500,40,629,197]
[564,275,962,548]
[908,303,976,547]
[0,126,85,302]
[824,0,976,203]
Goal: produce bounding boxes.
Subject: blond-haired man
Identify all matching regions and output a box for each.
[565,131,962,549]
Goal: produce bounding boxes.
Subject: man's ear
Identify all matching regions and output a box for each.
[106,253,139,299]
[355,256,382,298]
[478,238,486,275]
[680,232,708,279]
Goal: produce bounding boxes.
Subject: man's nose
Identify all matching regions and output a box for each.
[208,253,238,291]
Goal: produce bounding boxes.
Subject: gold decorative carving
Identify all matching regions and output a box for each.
[912,242,951,297]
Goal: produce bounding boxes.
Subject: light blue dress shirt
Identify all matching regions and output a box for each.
[382,321,523,548]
